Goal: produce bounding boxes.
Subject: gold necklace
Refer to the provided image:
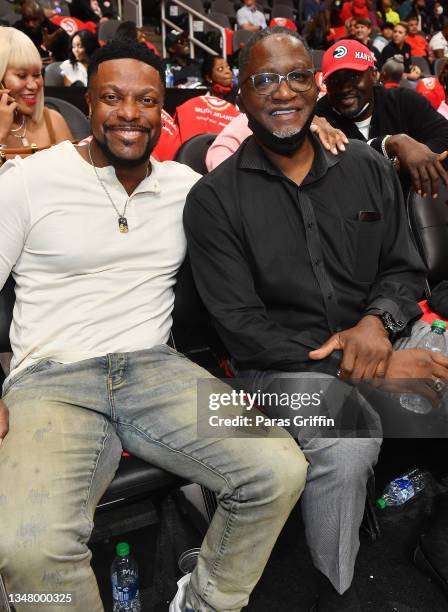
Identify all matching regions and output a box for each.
[10,115,29,146]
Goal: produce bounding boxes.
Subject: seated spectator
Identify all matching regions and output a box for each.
[430,1,445,35]
[162,30,202,86]
[13,0,69,62]
[60,30,99,87]
[430,17,448,59]
[379,0,400,25]
[152,108,182,160]
[236,0,267,32]
[365,0,379,30]
[372,21,394,53]
[70,0,115,23]
[406,16,430,58]
[354,17,381,61]
[409,0,431,34]
[339,0,369,24]
[317,39,448,197]
[113,20,160,56]
[416,75,446,110]
[202,55,237,103]
[174,94,240,144]
[303,0,325,22]
[380,22,411,72]
[0,27,73,150]
[305,9,332,49]
[380,54,404,87]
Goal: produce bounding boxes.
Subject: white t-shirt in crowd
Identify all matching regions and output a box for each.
[60,60,88,86]
[0,141,200,378]
[429,31,448,58]
[354,116,372,140]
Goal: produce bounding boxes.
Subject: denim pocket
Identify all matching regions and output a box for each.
[2,359,61,397]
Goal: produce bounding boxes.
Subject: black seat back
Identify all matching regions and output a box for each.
[0,276,14,353]
[174,133,217,175]
[407,185,448,293]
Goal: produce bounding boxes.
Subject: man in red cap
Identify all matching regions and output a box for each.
[316,38,448,197]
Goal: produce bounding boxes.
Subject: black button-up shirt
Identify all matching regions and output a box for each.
[184,135,426,371]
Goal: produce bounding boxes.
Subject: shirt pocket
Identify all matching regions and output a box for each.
[342,218,384,283]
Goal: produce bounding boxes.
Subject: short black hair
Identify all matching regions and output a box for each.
[87,39,165,89]
[238,27,311,77]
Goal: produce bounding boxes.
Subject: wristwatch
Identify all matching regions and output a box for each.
[377,311,405,340]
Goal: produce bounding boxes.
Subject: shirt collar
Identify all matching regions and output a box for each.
[238,130,341,185]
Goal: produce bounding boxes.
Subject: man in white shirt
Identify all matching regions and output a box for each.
[236,0,267,31]
[430,17,448,59]
[0,40,307,612]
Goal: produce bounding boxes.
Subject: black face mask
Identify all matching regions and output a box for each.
[246,109,315,155]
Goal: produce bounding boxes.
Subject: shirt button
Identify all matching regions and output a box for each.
[327,292,334,300]
[314,258,321,266]
[307,222,314,229]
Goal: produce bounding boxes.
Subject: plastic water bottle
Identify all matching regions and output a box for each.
[375,468,428,509]
[165,64,174,88]
[232,67,239,87]
[400,319,447,414]
[111,542,141,612]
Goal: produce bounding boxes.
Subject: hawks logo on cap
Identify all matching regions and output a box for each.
[333,45,348,59]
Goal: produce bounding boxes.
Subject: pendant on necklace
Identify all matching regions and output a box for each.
[118,216,129,233]
[21,136,29,147]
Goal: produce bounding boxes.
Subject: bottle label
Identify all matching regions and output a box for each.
[112,584,139,602]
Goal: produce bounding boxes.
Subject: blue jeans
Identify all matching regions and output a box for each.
[0,345,307,611]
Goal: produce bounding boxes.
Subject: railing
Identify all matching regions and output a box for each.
[117,0,143,28]
[161,0,227,60]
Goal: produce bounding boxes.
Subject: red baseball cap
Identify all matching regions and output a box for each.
[322,40,376,82]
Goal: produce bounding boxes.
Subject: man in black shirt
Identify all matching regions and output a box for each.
[380,21,412,71]
[13,0,69,62]
[317,38,448,198]
[162,30,202,86]
[185,26,448,611]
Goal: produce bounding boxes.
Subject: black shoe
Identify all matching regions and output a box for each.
[310,575,362,612]
[413,537,448,597]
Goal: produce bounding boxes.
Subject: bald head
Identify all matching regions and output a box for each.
[21,0,44,31]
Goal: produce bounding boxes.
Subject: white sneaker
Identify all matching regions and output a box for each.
[169,573,192,612]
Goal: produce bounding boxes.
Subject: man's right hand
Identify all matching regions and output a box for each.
[0,399,9,446]
[378,348,448,405]
[386,133,448,198]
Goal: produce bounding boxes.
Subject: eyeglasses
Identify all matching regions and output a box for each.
[244,69,316,95]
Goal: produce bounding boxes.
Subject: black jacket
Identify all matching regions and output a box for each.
[316,85,448,182]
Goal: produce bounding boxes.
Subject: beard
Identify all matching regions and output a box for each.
[94,128,160,168]
[246,108,316,155]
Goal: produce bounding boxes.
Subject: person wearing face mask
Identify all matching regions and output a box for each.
[0,27,72,152]
[201,55,238,103]
[60,30,100,87]
[430,2,445,35]
[317,39,448,197]
[185,26,439,612]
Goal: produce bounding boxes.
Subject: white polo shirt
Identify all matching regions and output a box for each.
[0,141,200,377]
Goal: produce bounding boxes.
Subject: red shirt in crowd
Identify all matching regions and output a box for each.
[174,96,240,144]
[152,109,182,161]
[406,33,429,57]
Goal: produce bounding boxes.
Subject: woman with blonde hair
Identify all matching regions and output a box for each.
[0,27,72,150]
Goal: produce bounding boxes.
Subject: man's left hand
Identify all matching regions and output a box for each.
[386,133,448,198]
[309,315,393,380]
[311,116,348,155]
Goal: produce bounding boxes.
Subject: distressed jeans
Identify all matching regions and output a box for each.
[0,345,307,612]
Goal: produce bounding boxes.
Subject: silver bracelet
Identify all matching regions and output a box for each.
[381,135,392,159]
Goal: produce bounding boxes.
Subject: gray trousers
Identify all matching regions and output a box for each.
[237,320,437,594]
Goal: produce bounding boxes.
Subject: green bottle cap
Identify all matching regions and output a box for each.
[431,319,446,331]
[116,542,130,557]
[375,498,386,510]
